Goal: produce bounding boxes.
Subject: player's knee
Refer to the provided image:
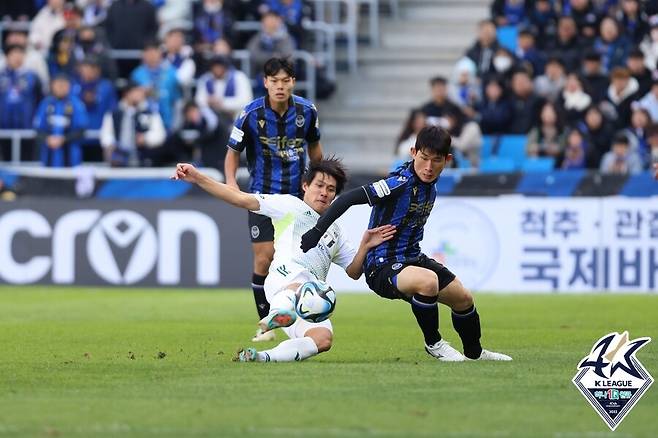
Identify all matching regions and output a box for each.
[253,253,274,272]
[453,288,474,311]
[313,331,333,353]
[417,272,439,297]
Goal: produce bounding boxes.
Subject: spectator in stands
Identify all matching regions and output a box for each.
[446,113,483,168]
[639,16,658,71]
[395,109,427,159]
[157,0,194,30]
[638,79,658,122]
[260,0,306,45]
[625,106,652,160]
[546,16,583,72]
[465,19,500,79]
[645,124,658,171]
[167,101,227,168]
[490,47,518,84]
[578,105,614,166]
[568,0,601,43]
[593,17,631,74]
[509,69,544,134]
[247,11,295,78]
[193,0,235,54]
[130,41,181,131]
[72,56,117,162]
[420,76,466,128]
[616,0,648,45]
[527,101,565,159]
[556,73,592,126]
[606,67,640,129]
[447,57,481,118]
[534,57,566,102]
[477,76,513,134]
[559,128,588,170]
[0,28,49,93]
[29,0,66,55]
[106,0,158,77]
[0,45,42,161]
[526,0,558,50]
[581,51,609,102]
[48,5,84,78]
[195,55,253,121]
[490,0,528,27]
[599,133,643,174]
[163,27,197,89]
[77,25,117,81]
[99,81,166,167]
[515,28,545,77]
[626,49,652,97]
[33,74,89,167]
[77,0,113,27]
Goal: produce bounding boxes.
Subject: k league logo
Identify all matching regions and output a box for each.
[572,331,653,431]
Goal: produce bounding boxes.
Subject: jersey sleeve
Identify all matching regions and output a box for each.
[305,104,321,143]
[227,109,252,153]
[333,233,357,270]
[362,174,410,206]
[250,194,297,220]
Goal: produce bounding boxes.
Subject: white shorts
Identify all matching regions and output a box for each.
[264,262,333,339]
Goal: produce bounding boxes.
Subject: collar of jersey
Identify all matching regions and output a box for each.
[264,95,295,115]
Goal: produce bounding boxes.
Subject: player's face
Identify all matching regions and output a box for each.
[411,148,452,183]
[302,172,338,214]
[264,70,295,104]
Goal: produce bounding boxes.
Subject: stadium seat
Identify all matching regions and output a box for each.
[498,135,528,168]
[620,171,658,197]
[452,149,472,169]
[521,157,555,172]
[516,170,586,196]
[497,26,518,52]
[480,135,497,159]
[479,157,515,173]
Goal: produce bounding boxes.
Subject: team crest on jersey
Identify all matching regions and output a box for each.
[295,115,305,127]
[573,331,653,431]
[391,263,403,270]
[251,225,260,239]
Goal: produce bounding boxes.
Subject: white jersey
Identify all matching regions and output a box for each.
[251,194,356,281]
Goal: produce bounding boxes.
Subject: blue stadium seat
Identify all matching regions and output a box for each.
[497,26,518,52]
[498,135,528,168]
[620,171,658,197]
[452,149,472,169]
[516,170,586,196]
[481,135,497,159]
[479,157,515,173]
[521,157,555,172]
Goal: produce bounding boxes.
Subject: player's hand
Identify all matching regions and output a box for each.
[361,224,396,249]
[171,163,200,184]
[300,226,323,253]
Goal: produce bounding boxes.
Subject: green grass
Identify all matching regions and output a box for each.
[0,288,656,438]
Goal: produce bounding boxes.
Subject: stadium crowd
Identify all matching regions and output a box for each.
[0,0,326,169]
[397,0,658,175]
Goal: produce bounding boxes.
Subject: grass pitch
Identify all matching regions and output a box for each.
[0,288,656,438]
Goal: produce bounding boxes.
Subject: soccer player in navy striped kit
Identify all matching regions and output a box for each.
[225,57,323,342]
[301,126,511,361]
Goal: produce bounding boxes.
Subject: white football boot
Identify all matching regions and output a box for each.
[469,349,513,361]
[425,340,466,362]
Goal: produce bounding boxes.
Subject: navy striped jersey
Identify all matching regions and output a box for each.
[227,95,320,196]
[362,162,436,271]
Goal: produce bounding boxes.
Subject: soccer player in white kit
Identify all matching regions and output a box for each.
[172,158,395,362]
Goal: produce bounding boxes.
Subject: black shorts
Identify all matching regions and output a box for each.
[248,211,274,243]
[365,254,456,301]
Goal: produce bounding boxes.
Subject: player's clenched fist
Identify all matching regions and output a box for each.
[171,163,200,184]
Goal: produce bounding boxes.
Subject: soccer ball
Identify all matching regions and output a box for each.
[294,280,336,323]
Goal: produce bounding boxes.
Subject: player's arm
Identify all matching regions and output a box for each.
[307,105,322,163]
[224,148,241,189]
[172,163,260,211]
[225,111,251,189]
[345,225,396,279]
[308,141,323,163]
[301,177,407,252]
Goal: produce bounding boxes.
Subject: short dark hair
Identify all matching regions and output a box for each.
[429,76,447,86]
[302,156,348,194]
[263,57,295,78]
[414,126,452,157]
[613,132,629,145]
[3,44,25,56]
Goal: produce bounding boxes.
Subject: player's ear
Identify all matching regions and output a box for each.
[410,147,417,158]
[445,153,453,163]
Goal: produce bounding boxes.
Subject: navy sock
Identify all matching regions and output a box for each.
[251,273,269,319]
[451,305,482,359]
[410,294,441,346]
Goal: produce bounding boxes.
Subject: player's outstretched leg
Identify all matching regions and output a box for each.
[257,286,298,332]
[440,279,512,361]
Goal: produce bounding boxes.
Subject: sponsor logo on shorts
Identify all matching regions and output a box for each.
[573,331,653,431]
[251,225,260,239]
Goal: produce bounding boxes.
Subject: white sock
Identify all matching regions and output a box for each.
[257,337,319,362]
